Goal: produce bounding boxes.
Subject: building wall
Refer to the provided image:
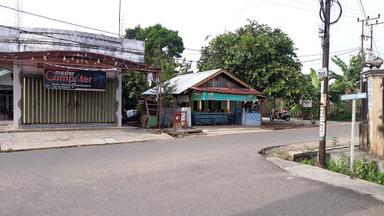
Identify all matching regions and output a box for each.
[0,26,145,63]
[366,71,384,156]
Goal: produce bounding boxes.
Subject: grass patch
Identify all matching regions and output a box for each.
[301,158,316,166]
[299,154,384,185]
[272,148,291,160]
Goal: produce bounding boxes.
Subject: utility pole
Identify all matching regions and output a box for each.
[357,14,380,121]
[367,20,384,51]
[318,0,331,168]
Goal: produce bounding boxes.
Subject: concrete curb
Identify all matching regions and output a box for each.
[0,137,170,153]
[0,126,147,134]
[266,156,384,202]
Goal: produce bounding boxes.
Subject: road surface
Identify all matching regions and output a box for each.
[1,123,383,215]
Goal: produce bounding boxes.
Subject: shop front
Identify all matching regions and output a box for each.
[21,69,116,126]
[0,26,159,129]
[191,91,262,126]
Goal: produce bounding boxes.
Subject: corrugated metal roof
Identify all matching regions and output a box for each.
[142,69,221,95]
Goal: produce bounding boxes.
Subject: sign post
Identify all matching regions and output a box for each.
[300,99,312,125]
[341,92,367,177]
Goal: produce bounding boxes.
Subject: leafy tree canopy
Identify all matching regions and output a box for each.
[325,55,363,116]
[329,55,363,98]
[125,24,187,80]
[126,24,184,62]
[198,20,302,103]
[123,24,186,109]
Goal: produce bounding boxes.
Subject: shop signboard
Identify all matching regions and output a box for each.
[43,70,106,91]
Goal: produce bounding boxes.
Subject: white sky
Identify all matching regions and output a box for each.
[0,0,383,74]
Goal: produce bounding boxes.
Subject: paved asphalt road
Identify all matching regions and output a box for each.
[1,124,384,216]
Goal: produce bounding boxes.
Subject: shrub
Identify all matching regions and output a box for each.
[327,154,350,175]
[301,158,316,166]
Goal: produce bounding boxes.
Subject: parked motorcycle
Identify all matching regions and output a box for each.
[270,108,291,121]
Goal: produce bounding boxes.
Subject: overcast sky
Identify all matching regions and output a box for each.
[0,0,383,74]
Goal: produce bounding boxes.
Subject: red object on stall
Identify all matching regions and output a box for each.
[174,111,187,129]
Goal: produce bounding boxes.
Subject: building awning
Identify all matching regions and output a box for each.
[0,51,160,73]
[192,92,257,101]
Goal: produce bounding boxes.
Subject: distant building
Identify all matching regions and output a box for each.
[142,69,264,127]
[0,26,158,129]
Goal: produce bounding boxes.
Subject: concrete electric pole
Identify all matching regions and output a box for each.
[357,14,380,121]
[317,0,342,168]
[367,19,383,52]
[318,0,331,168]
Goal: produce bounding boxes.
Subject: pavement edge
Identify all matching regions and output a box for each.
[266,156,384,202]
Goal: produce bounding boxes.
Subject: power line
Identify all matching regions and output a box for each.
[0,2,203,51]
[290,0,364,17]
[178,48,360,65]
[356,0,367,18]
[305,0,378,16]
[256,0,317,13]
[356,6,382,56]
[0,3,118,36]
[184,48,201,52]
[256,0,358,18]
[300,48,359,63]
[298,47,359,58]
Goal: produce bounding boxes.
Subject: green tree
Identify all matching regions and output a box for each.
[198,20,303,105]
[328,55,363,115]
[329,55,363,95]
[125,24,184,80]
[123,24,185,109]
[122,72,148,109]
[300,68,321,120]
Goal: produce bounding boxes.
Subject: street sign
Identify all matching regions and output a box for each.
[339,92,366,177]
[302,100,312,108]
[316,68,328,80]
[341,93,367,101]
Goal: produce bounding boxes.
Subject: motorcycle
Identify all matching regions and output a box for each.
[270,108,291,121]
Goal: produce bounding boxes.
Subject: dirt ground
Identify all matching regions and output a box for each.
[260,120,317,130]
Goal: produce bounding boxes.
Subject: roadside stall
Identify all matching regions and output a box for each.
[143,69,264,127]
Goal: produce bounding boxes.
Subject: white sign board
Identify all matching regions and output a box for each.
[302,100,312,108]
[340,93,367,101]
[316,68,328,79]
[368,79,373,108]
[319,122,325,139]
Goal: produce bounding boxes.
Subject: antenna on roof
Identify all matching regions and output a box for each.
[118,0,123,37]
[15,0,22,28]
